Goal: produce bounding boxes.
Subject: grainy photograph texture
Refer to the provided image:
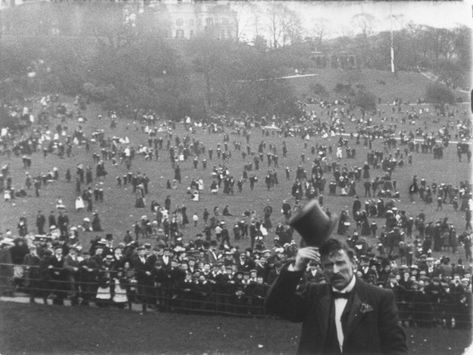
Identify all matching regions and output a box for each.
[0,0,471,354]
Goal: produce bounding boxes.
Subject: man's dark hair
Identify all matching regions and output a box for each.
[319,238,355,261]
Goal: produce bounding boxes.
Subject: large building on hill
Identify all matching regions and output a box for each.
[153,0,237,40]
[0,0,238,40]
[0,0,22,10]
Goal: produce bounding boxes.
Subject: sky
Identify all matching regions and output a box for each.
[2,0,471,41]
[233,0,473,41]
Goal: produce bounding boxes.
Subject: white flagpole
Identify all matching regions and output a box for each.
[390,5,395,74]
[390,3,395,74]
[390,30,395,74]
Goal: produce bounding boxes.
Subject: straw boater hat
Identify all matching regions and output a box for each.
[289,199,337,247]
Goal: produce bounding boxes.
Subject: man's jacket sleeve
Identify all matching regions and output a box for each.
[379,289,408,355]
[264,264,309,322]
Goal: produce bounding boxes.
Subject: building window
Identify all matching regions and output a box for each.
[206,17,213,26]
[176,18,184,26]
[176,29,185,39]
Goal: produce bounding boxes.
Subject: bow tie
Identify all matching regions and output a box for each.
[332,291,352,299]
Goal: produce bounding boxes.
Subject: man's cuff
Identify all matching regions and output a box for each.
[286,262,304,272]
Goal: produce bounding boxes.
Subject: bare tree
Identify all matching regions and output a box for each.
[312,18,329,47]
[351,13,375,38]
[231,2,259,42]
[351,13,375,67]
[265,2,302,48]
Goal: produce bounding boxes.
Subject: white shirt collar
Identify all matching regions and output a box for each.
[332,275,356,353]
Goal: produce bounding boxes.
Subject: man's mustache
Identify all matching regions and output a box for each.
[330,275,345,282]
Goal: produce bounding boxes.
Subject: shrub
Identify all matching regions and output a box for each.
[310,82,329,98]
[82,83,117,102]
[334,82,354,96]
[353,89,377,112]
[425,83,455,105]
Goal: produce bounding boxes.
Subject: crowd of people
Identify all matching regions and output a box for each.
[0,93,472,328]
[0,228,471,328]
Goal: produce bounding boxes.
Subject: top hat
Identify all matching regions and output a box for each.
[289,199,337,247]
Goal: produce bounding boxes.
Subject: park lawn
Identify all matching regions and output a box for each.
[0,73,471,355]
[0,94,470,265]
[0,301,471,355]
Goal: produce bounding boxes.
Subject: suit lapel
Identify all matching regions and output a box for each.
[343,281,364,340]
[315,288,331,342]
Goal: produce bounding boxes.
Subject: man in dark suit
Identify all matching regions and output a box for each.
[131,246,156,311]
[46,246,68,305]
[265,238,407,354]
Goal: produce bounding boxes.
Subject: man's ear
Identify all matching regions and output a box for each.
[350,257,357,272]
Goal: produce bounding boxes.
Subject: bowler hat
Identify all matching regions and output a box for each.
[289,199,337,247]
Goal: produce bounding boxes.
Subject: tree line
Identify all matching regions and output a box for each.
[0,2,469,120]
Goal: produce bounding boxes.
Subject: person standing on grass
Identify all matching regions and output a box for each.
[23,245,43,303]
[465,207,472,231]
[46,246,68,305]
[132,245,156,311]
[36,210,46,235]
[34,177,41,197]
[64,247,81,306]
[462,233,472,262]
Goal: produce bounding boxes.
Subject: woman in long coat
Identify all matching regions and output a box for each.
[0,241,14,296]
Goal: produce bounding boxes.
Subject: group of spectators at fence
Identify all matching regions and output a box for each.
[0,229,471,328]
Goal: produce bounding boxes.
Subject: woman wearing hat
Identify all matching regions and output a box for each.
[96,254,115,307]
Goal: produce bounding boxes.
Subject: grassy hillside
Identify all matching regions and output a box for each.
[287,68,469,103]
